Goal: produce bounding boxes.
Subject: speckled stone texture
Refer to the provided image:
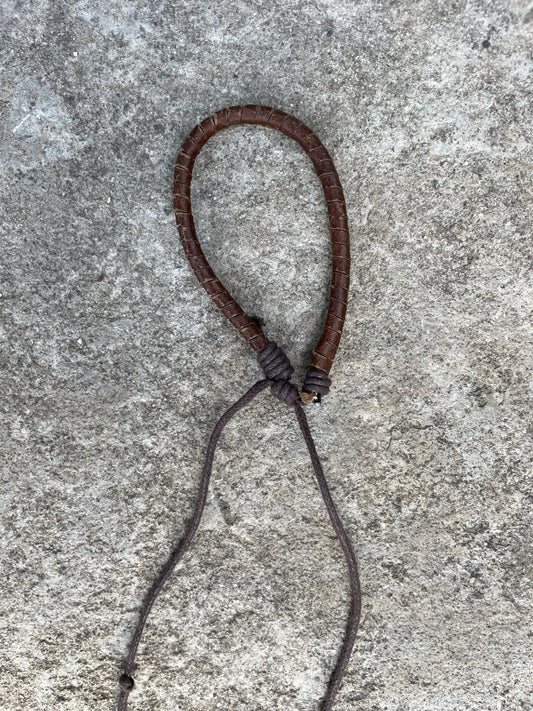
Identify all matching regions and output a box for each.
[1,1,532,710]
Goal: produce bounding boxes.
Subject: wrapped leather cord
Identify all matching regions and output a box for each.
[117,106,361,710]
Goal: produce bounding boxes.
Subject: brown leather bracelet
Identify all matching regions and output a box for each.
[116,110,360,710]
[174,105,350,401]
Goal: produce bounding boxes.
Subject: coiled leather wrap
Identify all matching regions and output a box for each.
[174,105,350,384]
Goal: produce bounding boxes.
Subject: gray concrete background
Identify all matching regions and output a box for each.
[1,1,532,710]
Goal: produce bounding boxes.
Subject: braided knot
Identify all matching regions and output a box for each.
[119,674,135,692]
[302,366,332,397]
[257,342,294,381]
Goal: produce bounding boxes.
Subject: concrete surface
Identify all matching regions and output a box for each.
[1,1,532,710]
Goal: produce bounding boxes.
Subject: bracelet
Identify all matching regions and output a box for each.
[117,106,361,711]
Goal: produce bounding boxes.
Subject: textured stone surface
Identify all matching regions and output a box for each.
[1,1,532,710]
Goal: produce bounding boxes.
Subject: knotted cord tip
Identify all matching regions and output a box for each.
[119,674,135,692]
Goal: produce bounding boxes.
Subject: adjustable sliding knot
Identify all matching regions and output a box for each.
[270,379,300,406]
[257,342,300,406]
[257,341,294,381]
[119,674,134,692]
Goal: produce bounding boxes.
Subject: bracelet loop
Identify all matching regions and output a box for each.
[174,105,350,397]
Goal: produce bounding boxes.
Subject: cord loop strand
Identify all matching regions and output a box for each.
[118,363,361,711]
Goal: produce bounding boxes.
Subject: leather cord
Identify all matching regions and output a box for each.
[173,104,350,400]
[117,107,361,710]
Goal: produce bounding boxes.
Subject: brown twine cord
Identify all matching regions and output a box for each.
[117,343,361,711]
